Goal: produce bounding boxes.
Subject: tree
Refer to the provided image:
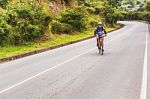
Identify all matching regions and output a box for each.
[103,0,123,24]
[0,0,10,8]
[105,0,123,8]
[145,0,150,11]
[136,1,141,5]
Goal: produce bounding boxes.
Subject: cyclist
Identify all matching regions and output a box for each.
[94,22,107,52]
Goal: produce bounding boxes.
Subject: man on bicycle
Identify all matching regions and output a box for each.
[94,22,107,52]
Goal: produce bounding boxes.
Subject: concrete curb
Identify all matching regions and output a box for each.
[0,24,124,63]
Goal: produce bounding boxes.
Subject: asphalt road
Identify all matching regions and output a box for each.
[0,21,149,99]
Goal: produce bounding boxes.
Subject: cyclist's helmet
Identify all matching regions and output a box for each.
[98,22,103,25]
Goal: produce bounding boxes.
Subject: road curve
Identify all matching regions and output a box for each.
[0,21,149,99]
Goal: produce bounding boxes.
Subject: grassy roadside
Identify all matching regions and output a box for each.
[0,25,120,59]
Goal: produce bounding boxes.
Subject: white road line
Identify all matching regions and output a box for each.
[140,24,148,99]
[0,30,126,94]
[1,48,95,94]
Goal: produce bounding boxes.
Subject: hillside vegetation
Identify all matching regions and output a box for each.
[0,0,126,58]
[0,0,149,47]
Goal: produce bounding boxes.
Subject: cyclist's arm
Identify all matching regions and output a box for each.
[103,28,107,36]
[94,28,97,36]
[94,29,96,36]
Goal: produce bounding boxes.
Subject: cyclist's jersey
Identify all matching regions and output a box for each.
[96,27,104,36]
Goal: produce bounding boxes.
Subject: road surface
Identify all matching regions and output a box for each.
[0,21,149,99]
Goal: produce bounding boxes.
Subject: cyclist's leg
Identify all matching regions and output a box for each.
[96,34,99,46]
[99,37,101,46]
[99,37,104,50]
[100,38,104,51]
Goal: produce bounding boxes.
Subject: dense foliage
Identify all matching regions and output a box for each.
[0,0,128,46]
[122,11,150,22]
[145,0,150,11]
[0,1,52,46]
[0,0,10,8]
[59,7,88,31]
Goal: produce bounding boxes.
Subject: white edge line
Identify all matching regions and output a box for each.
[140,24,148,99]
[0,30,126,94]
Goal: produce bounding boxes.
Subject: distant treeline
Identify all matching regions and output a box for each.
[120,0,150,23]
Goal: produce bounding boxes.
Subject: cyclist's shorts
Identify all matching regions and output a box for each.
[96,34,104,40]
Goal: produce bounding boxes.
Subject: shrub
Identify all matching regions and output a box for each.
[51,21,74,34]
[0,9,12,46]
[86,7,95,14]
[94,6,104,15]
[59,7,88,31]
[0,0,10,8]
[90,20,98,27]
[88,16,101,27]
[0,1,52,46]
[104,7,125,24]
[0,20,12,46]
[26,25,42,40]
[143,12,150,22]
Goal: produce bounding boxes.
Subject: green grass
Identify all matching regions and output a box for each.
[0,26,120,59]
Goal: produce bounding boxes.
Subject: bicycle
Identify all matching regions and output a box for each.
[97,34,106,55]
